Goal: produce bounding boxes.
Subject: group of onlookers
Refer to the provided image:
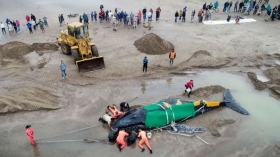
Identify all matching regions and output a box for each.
[1,19,21,35]
[1,14,48,36]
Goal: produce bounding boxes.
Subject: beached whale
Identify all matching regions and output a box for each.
[108,90,249,144]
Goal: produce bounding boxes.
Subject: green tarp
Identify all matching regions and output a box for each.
[143,101,195,128]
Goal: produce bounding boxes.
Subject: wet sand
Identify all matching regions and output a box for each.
[0,0,280,157]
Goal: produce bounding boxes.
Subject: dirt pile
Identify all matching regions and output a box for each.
[208,119,235,137]
[0,41,58,66]
[264,65,280,85]
[0,86,60,114]
[134,33,174,55]
[247,72,267,90]
[192,85,225,98]
[31,43,59,52]
[1,41,34,60]
[177,50,231,70]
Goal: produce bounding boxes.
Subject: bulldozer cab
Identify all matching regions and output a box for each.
[67,22,89,39]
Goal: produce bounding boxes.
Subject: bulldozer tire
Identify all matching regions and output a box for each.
[91,46,99,57]
[61,42,71,55]
[72,49,82,63]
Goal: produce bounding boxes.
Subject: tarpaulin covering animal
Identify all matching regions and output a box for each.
[108,90,249,144]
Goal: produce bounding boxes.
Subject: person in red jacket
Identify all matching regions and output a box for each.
[26,15,30,22]
[185,80,194,98]
[26,125,35,146]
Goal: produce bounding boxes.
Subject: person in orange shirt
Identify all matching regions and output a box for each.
[26,125,35,146]
[116,129,129,152]
[169,49,176,66]
[138,128,153,154]
[137,10,142,24]
[107,104,124,119]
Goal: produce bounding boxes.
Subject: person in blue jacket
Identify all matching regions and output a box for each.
[60,60,68,79]
[26,22,33,34]
[143,56,148,74]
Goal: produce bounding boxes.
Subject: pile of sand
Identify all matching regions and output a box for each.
[192,85,225,98]
[247,72,267,90]
[0,86,60,114]
[0,41,58,66]
[208,119,235,137]
[134,33,174,55]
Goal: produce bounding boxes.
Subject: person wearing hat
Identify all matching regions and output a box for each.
[25,125,35,146]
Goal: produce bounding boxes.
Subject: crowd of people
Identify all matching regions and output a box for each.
[1,14,48,36]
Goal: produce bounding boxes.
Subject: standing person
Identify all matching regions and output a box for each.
[58,14,62,26]
[100,4,104,11]
[203,2,207,10]
[119,102,130,112]
[31,14,36,23]
[229,1,233,11]
[112,14,117,31]
[12,21,17,33]
[137,10,142,24]
[116,129,129,152]
[133,15,137,29]
[138,129,153,154]
[43,16,48,27]
[60,60,67,79]
[109,10,112,20]
[191,9,196,22]
[60,14,65,25]
[238,1,244,12]
[175,11,179,22]
[94,11,97,21]
[38,19,45,33]
[91,11,94,21]
[16,20,21,33]
[26,15,30,22]
[169,49,176,66]
[234,1,239,12]
[143,56,148,74]
[83,13,88,24]
[264,9,271,21]
[185,80,194,98]
[31,20,36,30]
[26,22,33,34]
[1,22,6,35]
[1,21,7,35]
[150,8,153,19]
[99,11,103,23]
[182,10,186,22]
[7,22,14,35]
[142,7,147,23]
[26,125,35,146]
[179,10,183,21]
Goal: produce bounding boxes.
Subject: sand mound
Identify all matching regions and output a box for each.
[188,50,211,60]
[247,72,267,90]
[208,119,235,137]
[31,43,59,52]
[264,65,280,85]
[134,33,174,55]
[192,85,225,98]
[1,41,34,59]
[0,86,59,114]
[0,41,58,66]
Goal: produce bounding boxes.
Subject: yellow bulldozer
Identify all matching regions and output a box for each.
[57,22,105,72]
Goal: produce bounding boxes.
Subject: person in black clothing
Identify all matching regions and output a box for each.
[182,10,186,22]
[31,14,36,23]
[100,4,104,11]
[142,7,147,16]
[203,2,207,10]
[156,9,159,21]
[239,2,244,12]
[175,11,179,22]
[120,102,130,112]
[79,16,83,23]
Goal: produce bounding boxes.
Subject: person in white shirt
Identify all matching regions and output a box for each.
[108,10,112,20]
[133,15,137,29]
[1,22,6,35]
[7,23,14,35]
[112,15,118,31]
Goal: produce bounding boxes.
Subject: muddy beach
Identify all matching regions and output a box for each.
[0,0,280,157]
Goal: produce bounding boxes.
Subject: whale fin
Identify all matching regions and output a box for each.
[222,90,250,115]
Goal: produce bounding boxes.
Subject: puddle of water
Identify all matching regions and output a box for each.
[255,73,270,82]
[275,60,280,65]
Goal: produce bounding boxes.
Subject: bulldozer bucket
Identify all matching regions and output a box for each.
[76,57,105,72]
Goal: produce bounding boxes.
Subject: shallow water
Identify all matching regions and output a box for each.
[275,60,280,65]
[1,71,279,157]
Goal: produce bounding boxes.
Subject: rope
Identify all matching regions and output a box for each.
[158,104,169,124]
[169,107,176,122]
[167,131,210,145]
[36,124,102,142]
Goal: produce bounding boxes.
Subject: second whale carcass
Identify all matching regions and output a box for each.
[108,89,249,144]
